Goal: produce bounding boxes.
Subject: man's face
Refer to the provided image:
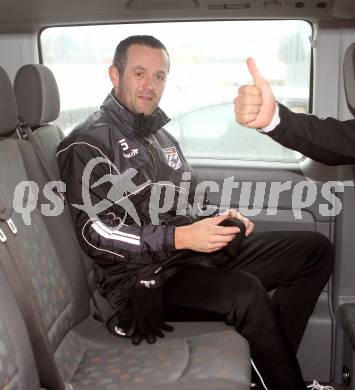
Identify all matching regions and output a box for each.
[110,44,169,115]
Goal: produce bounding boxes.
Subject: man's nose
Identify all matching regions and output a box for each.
[143,75,155,90]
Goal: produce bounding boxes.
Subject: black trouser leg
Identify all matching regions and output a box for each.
[228,231,334,351]
[164,265,307,390]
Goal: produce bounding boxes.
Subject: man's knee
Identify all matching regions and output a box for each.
[309,231,332,248]
[223,272,270,316]
[237,272,269,306]
[221,271,276,333]
[304,231,334,271]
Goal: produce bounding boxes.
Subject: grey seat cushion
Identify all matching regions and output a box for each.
[55,318,250,389]
[0,269,41,390]
[119,379,246,390]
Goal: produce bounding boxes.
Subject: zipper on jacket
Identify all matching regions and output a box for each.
[143,136,160,182]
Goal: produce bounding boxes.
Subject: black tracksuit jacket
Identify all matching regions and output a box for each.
[57,91,216,314]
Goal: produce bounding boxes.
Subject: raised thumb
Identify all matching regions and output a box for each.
[246,57,264,86]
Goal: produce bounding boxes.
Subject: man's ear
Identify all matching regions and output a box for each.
[109,65,120,88]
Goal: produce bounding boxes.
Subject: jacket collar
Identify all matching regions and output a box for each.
[102,90,170,139]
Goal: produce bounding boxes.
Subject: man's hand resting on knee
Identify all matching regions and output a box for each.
[175,211,254,253]
[219,217,246,258]
[224,209,254,237]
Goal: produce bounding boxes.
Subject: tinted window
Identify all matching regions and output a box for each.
[41,20,311,162]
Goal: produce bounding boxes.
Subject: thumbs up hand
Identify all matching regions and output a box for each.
[234,58,276,129]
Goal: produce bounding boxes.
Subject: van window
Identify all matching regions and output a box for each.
[40,20,311,162]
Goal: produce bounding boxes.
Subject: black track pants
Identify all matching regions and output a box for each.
[163,231,334,390]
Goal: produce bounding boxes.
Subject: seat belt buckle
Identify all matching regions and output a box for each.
[6,218,17,235]
[0,227,7,243]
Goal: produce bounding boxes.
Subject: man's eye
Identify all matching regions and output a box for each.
[136,72,144,78]
[156,74,166,81]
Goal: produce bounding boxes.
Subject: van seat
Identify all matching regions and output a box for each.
[0,66,42,390]
[14,63,63,180]
[0,269,42,389]
[0,64,251,389]
[14,63,102,315]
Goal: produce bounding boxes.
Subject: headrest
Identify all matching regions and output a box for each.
[343,42,355,116]
[0,66,18,137]
[14,64,60,127]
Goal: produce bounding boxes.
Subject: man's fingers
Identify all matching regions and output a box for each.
[235,60,275,129]
[245,221,255,236]
[238,84,261,97]
[161,323,174,332]
[218,226,240,235]
[236,213,255,236]
[131,333,142,345]
[146,332,157,344]
[210,214,229,225]
[210,233,238,244]
[147,318,165,339]
[235,104,261,115]
[228,209,254,237]
[235,113,259,126]
[247,57,264,86]
[235,94,263,106]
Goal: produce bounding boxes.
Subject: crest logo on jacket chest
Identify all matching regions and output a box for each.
[162,147,182,170]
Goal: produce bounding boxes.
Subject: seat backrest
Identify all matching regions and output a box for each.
[14,63,94,296]
[14,63,63,179]
[0,64,93,388]
[14,63,113,321]
[343,41,355,116]
[0,66,41,390]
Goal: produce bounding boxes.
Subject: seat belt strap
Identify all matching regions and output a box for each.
[21,123,65,201]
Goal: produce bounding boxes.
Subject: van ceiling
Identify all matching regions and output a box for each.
[0,0,354,33]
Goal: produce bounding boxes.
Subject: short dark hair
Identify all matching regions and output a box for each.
[112,35,170,73]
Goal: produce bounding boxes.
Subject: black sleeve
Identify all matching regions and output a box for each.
[267,103,355,165]
[57,134,177,267]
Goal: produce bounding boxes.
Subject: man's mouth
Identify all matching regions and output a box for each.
[138,95,154,102]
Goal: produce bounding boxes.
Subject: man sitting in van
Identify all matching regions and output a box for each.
[57,35,333,390]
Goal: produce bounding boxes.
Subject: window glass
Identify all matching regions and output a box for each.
[41,20,311,162]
